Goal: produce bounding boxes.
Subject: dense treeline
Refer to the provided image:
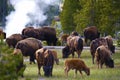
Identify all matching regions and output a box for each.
[60,0,120,36]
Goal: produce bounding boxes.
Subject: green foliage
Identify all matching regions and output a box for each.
[74,0,120,36]
[60,0,81,33]
[0,38,25,80]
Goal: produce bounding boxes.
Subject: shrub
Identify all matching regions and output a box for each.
[0,38,25,80]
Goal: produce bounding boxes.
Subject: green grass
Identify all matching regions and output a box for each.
[19,49,120,80]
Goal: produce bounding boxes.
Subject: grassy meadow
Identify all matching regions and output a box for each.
[19,49,120,80]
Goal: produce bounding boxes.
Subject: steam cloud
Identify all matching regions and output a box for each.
[5,0,60,37]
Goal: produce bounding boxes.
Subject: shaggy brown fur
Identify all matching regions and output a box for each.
[22,27,57,46]
[64,58,90,77]
[35,48,54,76]
[105,35,115,53]
[90,38,109,64]
[84,26,100,45]
[14,38,43,64]
[90,36,115,64]
[60,34,69,46]
[62,36,83,58]
[95,45,114,68]
[6,34,27,48]
[51,50,59,65]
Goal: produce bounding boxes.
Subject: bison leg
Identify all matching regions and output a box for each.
[79,70,83,77]
[37,63,42,75]
[76,50,81,58]
[92,55,95,64]
[29,56,35,64]
[64,67,70,77]
[74,69,77,78]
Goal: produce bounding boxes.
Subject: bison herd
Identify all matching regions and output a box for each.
[0,26,116,78]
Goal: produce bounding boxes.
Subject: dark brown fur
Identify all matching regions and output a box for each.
[95,45,114,68]
[14,38,43,64]
[22,27,57,46]
[84,26,100,45]
[6,34,27,48]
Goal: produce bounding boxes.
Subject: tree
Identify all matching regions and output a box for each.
[60,0,81,33]
[0,0,8,26]
[74,0,120,36]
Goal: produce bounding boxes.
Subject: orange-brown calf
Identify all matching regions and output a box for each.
[64,58,90,77]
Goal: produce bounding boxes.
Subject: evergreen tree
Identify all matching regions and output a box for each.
[74,0,120,36]
[60,0,81,33]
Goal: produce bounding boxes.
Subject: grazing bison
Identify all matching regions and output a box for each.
[84,26,100,45]
[64,58,90,77]
[0,28,6,39]
[22,27,58,46]
[6,34,27,48]
[95,45,114,68]
[60,34,69,46]
[105,35,115,53]
[35,48,54,77]
[62,36,83,58]
[90,37,115,64]
[13,38,43,64]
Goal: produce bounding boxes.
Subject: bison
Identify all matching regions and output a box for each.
[60,34,69,46]
[64,58,90,77]
[90,37,115,64]
[6,34,27,48]
[22,27,58,46]
[62,36,83,58]
[95,45,114,68]
[35,48,54,77]
[84,26,100,45]
[105,35,115,53]
[13,38,43,64]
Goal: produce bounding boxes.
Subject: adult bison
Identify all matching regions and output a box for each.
[35,48,54,77]
[6,34,27,48]
[13,38,43,64]
[95,45,114,68]
[62,36,83,58]
[84,26,100,45]
[60,34,69,46]
[22,27,58,46]
[90,37,115,64]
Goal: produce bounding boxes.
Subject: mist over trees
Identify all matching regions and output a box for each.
[60,0,120,36]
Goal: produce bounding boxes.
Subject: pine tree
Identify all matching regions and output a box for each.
[60,0,81,33]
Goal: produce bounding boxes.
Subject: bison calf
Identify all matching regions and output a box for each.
[64,58,90,77]
[95,45,114,68]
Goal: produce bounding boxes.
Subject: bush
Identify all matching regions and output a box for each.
[0,38,25,80]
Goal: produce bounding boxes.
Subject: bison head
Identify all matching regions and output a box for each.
[105,59,114,68]
[110,45,115,54]
[84,67,90,76]
[62,46,71,58]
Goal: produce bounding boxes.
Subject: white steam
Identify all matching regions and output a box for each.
[5,0,60,37]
